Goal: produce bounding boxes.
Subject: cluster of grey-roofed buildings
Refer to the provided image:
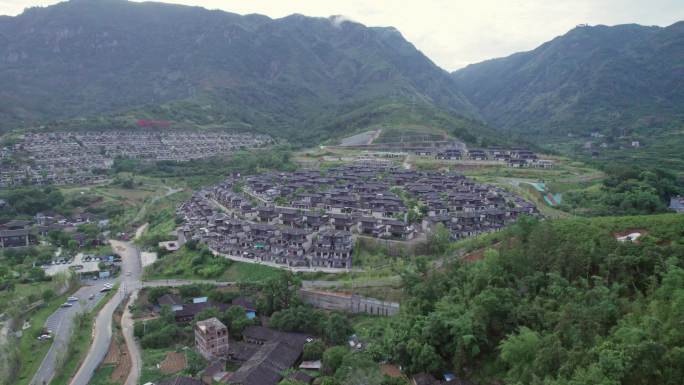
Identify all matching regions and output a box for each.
[0,131,272,187]
[431,147,554,168]
[147,292,316,385]
[177,165,538,269]
[0,212,108,249]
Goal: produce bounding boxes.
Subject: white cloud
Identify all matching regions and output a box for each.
[1,0,683,70]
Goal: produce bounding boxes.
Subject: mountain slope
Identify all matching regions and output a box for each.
[0,0,488,143]
[452,22,684,136]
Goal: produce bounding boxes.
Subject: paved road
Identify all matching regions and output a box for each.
[29,280,114,385]
[142,277,401,289]
[143,279,234,287]
[69,239,143,385]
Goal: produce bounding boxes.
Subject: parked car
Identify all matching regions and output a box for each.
[67,296,78,302]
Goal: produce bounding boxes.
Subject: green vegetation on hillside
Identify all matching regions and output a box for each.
[360,214,684,384]
[0,187,66,220]
[144,243,281,283]
[559,166,681,216]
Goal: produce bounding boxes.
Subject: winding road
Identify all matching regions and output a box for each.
[28,282,111,385]
[68,237,143,385]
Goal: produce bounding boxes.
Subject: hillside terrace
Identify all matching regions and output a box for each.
[0,131,272,187]
[177,165,538,269]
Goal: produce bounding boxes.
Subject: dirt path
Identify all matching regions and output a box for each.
[121,291,141,385]
[132,186,182,223]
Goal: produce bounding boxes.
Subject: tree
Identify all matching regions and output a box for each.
[208,289,238,304]
[317,377,339,385]
[147,286,171,304]
[260,272,301,315]
[499,327,541,384]
[322,346,349,375]
[42,288,55,302]
[178,284,204,299]
[27,267,48,282]
[269,305,323,334]
[221,306,253,338]
[194,307,220,323]
[428,223,451,255]
[303,340,326,361]
[324,313,353,345]
[66,239,79,251]
[334,352,384,385]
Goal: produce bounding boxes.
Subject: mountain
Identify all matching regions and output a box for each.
[452,22,684,137]
[0,0,491,144]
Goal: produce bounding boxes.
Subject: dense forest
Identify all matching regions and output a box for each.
[360,214,684,384]
[559,166,682,216]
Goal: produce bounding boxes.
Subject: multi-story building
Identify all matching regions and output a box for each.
[195,317,229,360]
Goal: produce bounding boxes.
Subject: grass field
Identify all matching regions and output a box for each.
[88,364,117,385]
[220,262,282,282]
[140,348,169,385]
[0,276,65,315]
[145,249,282,283]
[138,347,205,385]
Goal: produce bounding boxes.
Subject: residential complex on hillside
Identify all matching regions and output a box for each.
[177,165,538,269]
[0,131,272,187]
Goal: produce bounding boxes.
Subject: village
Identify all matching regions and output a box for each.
[0,131,272,187]
[330,130,554,169]
[177,164,538,270]
[0,212,109,250]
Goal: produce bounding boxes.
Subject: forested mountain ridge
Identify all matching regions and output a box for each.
[451,22,684,137]
[0,0,490,144]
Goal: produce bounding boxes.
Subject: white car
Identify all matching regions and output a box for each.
[67,296,78,302]
[126,271,132,276]
[60,302,73,307]
[103,283,113,288]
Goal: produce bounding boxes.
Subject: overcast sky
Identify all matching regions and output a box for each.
[1,0,683,70]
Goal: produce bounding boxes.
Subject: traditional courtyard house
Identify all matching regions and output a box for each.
[358,217,384,237]
[279,227,310,248]
[330,214,354,231]
[302,211,327,230]
[229,327,310,385]
[312,230,353,268]
[278,208,301,227]
[382,219,416,240]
